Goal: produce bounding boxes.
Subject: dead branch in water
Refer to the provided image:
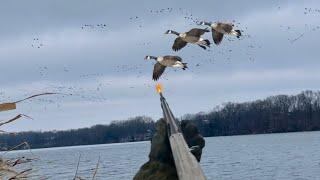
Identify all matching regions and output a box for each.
[72,154,101,180]
[8,168,32,180]
[2,141,34,157]
[10,157,35,167]
[92,155,101,180]
[73,154,82,180]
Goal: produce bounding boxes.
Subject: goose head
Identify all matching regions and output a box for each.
[145,55,152,60]
[164,30,179,36]
[164,30,173,34]
[145,55,157,60]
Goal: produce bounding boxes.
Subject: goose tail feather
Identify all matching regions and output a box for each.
[182,63,188,70]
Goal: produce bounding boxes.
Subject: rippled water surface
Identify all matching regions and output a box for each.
[5,131,320,179]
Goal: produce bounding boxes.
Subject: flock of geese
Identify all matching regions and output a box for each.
[147,21,242,80]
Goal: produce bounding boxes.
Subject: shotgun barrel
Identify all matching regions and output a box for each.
[159,92,206,180]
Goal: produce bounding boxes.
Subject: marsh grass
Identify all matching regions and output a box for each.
[0,114,35,179]
[0,142,35,179]
[73,154,101,180]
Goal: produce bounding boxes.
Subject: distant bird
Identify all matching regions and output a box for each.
[164,28,211,51]
[145,55,188,81]
[199,21,242,45]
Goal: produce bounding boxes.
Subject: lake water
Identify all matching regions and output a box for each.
[3,131,320,180]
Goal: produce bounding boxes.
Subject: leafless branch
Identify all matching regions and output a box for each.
[0,114,33,127]
[74,154,82,180]
[92,155,101,180]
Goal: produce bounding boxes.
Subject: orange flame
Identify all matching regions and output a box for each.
[156,83,162,93]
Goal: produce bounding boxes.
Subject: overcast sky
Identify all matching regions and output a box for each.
[1,0,320,131]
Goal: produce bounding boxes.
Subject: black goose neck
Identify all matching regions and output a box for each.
[150,56,157,60]
[171,30,180,36]
[205,22,212,26]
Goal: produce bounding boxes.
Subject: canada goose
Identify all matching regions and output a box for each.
[164,28,211,51]
[199,21,242,45]
[145,55,188,81]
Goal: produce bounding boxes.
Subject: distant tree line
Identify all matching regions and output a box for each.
[1,90,320,150]
[184,90,320,136]
[0,116,155,150]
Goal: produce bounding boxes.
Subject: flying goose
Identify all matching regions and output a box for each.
[199,21,242,45]
[145,55,187,81]
[164,28,211,51]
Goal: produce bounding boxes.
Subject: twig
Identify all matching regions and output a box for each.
[2,141,32,156]
[10,157,34,167]
[92,155,101,180]
[74,154,82,180]
[14,92,71,103]
[0,92,71,112]
[0,114,33,127]
[8,168,32,180]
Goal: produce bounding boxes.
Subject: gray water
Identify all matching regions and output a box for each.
[3,131,320,180]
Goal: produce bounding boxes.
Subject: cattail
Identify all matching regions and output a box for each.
[0,103,16,112]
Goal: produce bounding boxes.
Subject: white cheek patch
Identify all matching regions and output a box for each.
[157,57,163,62]
[179,33,186,38]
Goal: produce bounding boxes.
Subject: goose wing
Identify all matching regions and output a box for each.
[212,29,224,45]
[219,23,233,33]
[153,62,166,81]
[164,55,182,62]
[172,37,187,51]
[187,28,210,37]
